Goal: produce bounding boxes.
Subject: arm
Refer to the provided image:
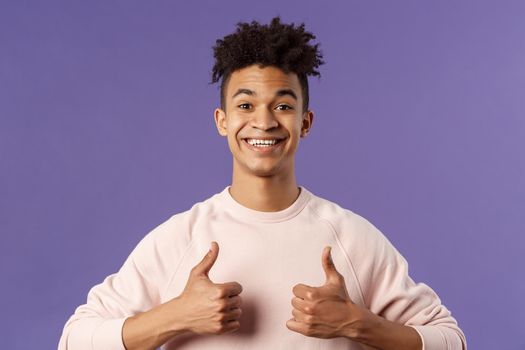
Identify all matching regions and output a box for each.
[121,242,242,350]
[286,247,423,350]
[58,231,163,350]
[358,315,422,350]
[355,220,467,349]
[58,234,242,350]
[58,214,203,349]
[287,214,466,350]
[121,298,187,350]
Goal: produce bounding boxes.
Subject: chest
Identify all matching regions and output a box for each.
[161,219,367,350]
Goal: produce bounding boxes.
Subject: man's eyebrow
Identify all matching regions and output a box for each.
[232,88,298,100]
[232,88,254,99]
[276,89,297,100]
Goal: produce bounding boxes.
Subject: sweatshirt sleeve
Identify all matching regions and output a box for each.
[345,215,467,350]
[58,216,181,350]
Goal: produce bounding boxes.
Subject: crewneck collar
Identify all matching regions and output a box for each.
[218,185,311,223]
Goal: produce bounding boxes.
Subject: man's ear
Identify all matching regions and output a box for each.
[214,108,227,137]
[300,110,314,138]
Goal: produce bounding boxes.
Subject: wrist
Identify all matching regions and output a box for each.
[342,305,382,343]
[351,312,422,350]
[123,296,188,349]
[159,296,189,337]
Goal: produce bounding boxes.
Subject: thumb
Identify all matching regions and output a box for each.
[322,246,342,284]
[191,241,219,278]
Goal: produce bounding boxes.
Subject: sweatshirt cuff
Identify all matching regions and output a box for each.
[410,325,447,350]
[411,324,468,350]
[92,317,127,350]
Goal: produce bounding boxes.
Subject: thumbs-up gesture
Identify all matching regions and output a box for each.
[286,246,372,339]
[176,241,243,335]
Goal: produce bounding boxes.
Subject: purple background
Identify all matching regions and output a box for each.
[1,1,524,349]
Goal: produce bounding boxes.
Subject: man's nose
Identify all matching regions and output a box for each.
[250,107,278,130]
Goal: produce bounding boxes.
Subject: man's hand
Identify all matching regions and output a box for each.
[286,246,423,349]
[286,246,371,340]
[122,241,243,350]
[174,241,243,335]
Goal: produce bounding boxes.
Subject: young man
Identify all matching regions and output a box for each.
[59,18,466,350]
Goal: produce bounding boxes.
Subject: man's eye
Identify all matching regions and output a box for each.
[238,103,251,110]
[276,104,292,111]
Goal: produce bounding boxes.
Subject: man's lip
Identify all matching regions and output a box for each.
[241,137,286,146]
[241,138,285,152]
[242,137,286,141]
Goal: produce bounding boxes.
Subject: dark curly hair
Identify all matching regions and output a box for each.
[211,16,324,112]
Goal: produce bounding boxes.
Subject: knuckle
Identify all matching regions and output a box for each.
[305,327,315,336]
[228,295,239,307]
[230,307,241,317]
[304,305,313,314]
[228,321,240,333]
[311,300,321,313]
[216,323,232,334]
[214,313,226,323]
[305,315,314,324]
[215,299,227,311]
[306,290,317,300]
[212,323,223,333]
[214,288,226,299]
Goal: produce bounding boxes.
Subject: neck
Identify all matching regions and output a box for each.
[229,164,300,212]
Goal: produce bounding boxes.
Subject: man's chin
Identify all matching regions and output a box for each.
[249,168,279,178]
[233,158,289,178]
[245,163,283,178]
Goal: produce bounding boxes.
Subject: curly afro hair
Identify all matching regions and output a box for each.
[211,16,324,111]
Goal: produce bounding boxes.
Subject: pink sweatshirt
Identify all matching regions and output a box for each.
[59,186,466,349]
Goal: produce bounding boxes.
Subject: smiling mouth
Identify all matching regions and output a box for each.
[242,138,285,147]
[241,138,286,152]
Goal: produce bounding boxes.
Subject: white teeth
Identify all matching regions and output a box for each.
[246,139,279,146]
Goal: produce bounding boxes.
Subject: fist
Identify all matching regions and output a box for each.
[177,241,243,335]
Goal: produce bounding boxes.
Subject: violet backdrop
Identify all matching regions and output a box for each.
[1,1,524,349]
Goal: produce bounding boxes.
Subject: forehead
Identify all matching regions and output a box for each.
[225,65,302,99]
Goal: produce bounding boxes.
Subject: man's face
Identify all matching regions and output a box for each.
[214,65,314,178]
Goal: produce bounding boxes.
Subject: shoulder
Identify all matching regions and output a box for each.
[306,192,385,243]
[304,190,399,266]
[149,191,222,240]
[131,191,223,262]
